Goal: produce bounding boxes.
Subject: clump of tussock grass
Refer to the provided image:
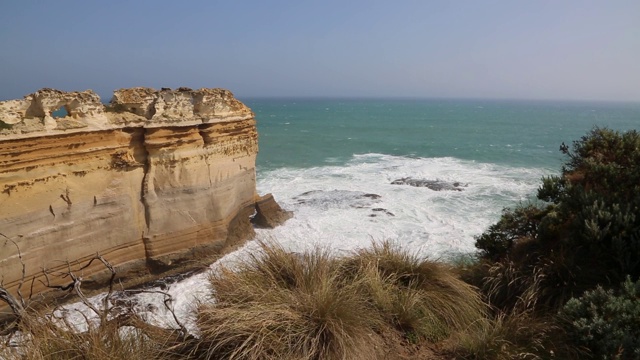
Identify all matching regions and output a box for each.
[445,305,587,360]
[342,241,486,342]
[196,241,381,360]
[446,260,587,360]
[196,240,486,359]
[446,311,557,360]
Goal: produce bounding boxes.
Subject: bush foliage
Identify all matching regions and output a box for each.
[561,276,640,360]
[475,128,640,309]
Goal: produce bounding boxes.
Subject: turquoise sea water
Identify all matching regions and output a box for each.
[246,98,640,171]
[238,98,639,258]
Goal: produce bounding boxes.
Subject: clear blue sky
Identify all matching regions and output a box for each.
[1,1,638,102]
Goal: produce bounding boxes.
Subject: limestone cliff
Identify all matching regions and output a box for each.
[0,87,289,310]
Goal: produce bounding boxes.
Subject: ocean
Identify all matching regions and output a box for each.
[244,98,639,258]
[60,98,640,330]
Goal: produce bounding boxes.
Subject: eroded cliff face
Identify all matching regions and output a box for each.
[0,87,287,308]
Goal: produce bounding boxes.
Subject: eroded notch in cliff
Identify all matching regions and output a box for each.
[109,129,146,170]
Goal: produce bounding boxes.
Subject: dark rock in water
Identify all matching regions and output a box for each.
[293,190,381,209]
[372,208,395,217]
[391,177,467,191]
[251,193,293,228]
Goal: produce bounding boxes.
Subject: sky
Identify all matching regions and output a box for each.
[0,1,639,102]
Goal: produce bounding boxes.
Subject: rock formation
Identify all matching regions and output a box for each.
[391,178,468,191]
[251,194,293,228]
[0,87,290,312]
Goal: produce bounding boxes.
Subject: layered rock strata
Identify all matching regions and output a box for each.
[0,87,288,312]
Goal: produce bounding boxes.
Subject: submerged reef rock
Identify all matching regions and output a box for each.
[0,87,289,311]
[391,177,468,191]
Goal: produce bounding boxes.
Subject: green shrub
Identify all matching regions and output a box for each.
[537,128,640,281]
[475,204,549,262]
[561,276,640,360]
[475,128,640,311]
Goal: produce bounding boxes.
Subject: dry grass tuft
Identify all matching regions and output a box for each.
[343,242,486,342]
[196,241,486,359]
[445,311,555,360]
[2,313,173,360]
[2,241,514,360]
[446,259,588,360]
[196,241,381,360]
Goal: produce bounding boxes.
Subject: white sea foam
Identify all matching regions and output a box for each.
[58,154,552,328]
[251,153,549,258]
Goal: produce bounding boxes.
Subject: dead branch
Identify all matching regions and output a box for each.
[0,288,24,319]
[67,261,101,319]
[1,242,196,349]
[39,261,101,318]
[122,288,191,338]
[0,234,27,336]
[0,233,26,318]
[77,253,117,310]
[163,292,189,337]
[38,267,73,293]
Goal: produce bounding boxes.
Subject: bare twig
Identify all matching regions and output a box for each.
[77,253,117,307]
[40,261,101,318]
[0,234,26,336]
[0,288,24,318]
[123,288,190,337]
[38,266,74,292]
[68,262,101,319]
[0,235,26,315]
